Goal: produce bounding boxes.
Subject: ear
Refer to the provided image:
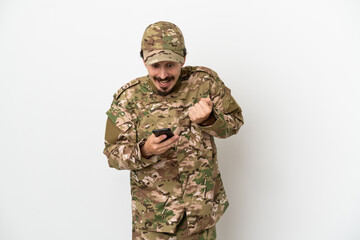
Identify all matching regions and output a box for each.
[181,56,186,66]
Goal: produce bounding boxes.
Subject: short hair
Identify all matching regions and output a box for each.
[140,49,187,60]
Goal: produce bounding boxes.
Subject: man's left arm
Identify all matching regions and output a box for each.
[190,75,244,138]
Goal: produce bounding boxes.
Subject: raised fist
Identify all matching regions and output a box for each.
[189,98,213,124]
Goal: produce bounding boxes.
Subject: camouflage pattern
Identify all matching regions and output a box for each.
[141,21,185,65]
[103,66,244,236]
[133,213,216,240]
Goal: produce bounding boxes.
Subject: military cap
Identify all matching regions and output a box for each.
[141,21,186,65]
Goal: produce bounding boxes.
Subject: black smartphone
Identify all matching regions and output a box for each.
[152,128,174,142]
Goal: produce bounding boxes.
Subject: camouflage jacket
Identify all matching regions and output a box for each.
[103,66,244,234]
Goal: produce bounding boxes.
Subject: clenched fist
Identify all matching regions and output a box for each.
[189,98,214,124]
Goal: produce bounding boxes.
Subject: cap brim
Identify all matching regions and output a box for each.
[143,50,184,65]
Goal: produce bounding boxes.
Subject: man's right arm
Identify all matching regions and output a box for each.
[103,89,162,170]
[103,117,160,170]
[103,84,180,170]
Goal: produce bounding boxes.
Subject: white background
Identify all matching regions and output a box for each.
[1,0,360,239]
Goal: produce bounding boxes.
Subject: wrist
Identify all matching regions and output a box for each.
[139,139,152,159]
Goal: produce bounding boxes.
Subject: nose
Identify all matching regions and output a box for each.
[159,67,167,79]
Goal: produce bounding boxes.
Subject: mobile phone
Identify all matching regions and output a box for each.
[152,128,174,142]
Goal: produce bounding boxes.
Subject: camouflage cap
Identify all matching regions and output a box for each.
[141,21,186,65]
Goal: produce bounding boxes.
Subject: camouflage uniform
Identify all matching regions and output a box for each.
[103,65,244,238]
[132,212,216,240]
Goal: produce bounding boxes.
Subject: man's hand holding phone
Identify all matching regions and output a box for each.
[140,128,179,159]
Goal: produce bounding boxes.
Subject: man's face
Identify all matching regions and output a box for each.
[145,61,184,95]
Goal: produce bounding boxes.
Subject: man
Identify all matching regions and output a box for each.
[103,21,244,240]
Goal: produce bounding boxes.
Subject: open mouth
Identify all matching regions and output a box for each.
[154,76,174,89]
[158,79,172,87]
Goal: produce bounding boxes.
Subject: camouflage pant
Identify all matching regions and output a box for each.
[132,213,216,240]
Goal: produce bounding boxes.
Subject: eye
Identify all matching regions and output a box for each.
[166,63,174,68]
[151,63,159,69]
